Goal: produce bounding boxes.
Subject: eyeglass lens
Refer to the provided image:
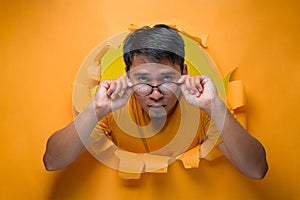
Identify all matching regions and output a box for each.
[133,82,178,96]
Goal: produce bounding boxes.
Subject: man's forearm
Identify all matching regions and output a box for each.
[209,98,268,179]
[43,101,103,171]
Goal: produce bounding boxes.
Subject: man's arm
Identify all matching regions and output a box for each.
[179,75,268,179]
[43,102,99,171]
[43,77,133,171]
[210,98,268,179]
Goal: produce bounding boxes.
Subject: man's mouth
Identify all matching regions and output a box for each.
[148,104,167,112]
[148,104,166,108]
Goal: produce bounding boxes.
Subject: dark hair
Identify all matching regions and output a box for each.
[123,24,185,73]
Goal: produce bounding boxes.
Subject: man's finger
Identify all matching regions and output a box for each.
[194,76,202,97]
[107,81,116,96]
[111,79,123,99]
[119,77,129,96]
[177,75,186,84]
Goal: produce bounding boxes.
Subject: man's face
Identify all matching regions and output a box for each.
[128,55,186,120]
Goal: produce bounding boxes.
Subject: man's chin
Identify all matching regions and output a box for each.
[148,107,167,120]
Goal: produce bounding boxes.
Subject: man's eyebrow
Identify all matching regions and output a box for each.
[160,72,177,76]
[133,72,151,77]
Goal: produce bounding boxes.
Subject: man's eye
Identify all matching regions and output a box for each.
[162,75,172,81]
[138,77,149,82]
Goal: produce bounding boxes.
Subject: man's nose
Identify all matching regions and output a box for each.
[148,88,164,100]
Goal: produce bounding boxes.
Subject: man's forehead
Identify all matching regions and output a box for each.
[132,54,178,65]
[130,55,180,70]
[129,63,180,74]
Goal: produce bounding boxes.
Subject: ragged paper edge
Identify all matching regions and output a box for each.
[223,67,237,91]
[177,145,200,169]
[90,128,171,179]
[114,149,171,179]
[226,80,247,110]
[73,45,110,114]
[114,150,145,179]
[87,45,110,80]
[143,153,169,173]
[224,69,248,129]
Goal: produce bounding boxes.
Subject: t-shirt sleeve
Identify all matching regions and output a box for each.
[90,114,112,141]
[88,113,119,156]
[199,111,223,160]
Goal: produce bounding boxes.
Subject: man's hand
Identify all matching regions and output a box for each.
[178,75,219,113]
[94,76,133,119]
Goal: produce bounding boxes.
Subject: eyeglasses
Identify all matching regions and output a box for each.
[131,82,180,96]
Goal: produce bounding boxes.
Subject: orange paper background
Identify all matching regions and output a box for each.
[1,0,299,199]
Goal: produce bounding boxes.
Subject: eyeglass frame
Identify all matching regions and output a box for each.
[131,82,181,96]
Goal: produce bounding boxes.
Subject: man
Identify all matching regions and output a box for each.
[43,24,268,179]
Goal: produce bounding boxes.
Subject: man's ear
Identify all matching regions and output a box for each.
[182,64,188,75]
[124,67,130,78]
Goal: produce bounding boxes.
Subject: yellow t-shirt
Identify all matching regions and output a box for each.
[90,95,222,160]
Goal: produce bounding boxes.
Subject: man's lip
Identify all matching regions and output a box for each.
[148,105,166,108]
